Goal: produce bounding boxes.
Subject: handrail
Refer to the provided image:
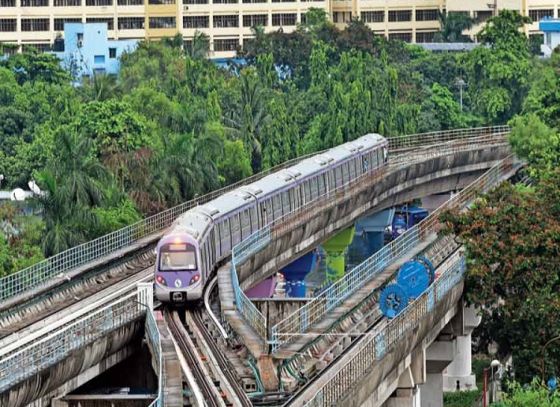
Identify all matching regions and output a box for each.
[269,154,517,351]
[227,126,511,349]
[302,252,468,406]
[0,284,151,392]
[0,151,322,305]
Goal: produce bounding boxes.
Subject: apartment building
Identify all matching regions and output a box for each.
[0,0,557,58]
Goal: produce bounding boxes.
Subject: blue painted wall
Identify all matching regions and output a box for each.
[53,23,138,78]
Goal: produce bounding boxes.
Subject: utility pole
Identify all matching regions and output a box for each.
[455,78,466,111]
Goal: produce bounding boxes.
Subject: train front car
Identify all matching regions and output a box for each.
[154,233,203,303]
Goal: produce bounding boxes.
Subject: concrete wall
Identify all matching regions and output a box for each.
[0,320,144,407]
[237,144,512,292]
[253,299,311,329]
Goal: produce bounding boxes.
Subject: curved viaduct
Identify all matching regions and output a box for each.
[231,138,511,295]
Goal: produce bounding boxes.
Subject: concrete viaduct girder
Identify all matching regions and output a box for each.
[235,143,511,294]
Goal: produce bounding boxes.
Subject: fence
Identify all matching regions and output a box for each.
[266,149,515,351]
[303,253,467,406]
[388,125,510,151]
[0,151,327,305]
[143,283,163,407]
[0,284,151,393]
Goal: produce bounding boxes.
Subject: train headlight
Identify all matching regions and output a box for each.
[156,275,167,286]
[190,274,200,286]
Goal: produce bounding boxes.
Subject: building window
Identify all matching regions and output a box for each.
[213,15,238,28]
[108,47,116,58]
[333,11,351,24]
[388,10,412,22]
[54,0,81,6]
[148,0,175,4]
[272,13,297,26]
[242,0,266,3]
[213,0,237,4]
[21,0,49,6]
[474,10,492,23]
[0,0,16,7]
[94,55,105,63]
[184,0,208,4]
[118,17,144,29]
[118,0,142,4]
[528,9,554,22]
[86,0,112,5]
[87,17,114,30]
[415,9,438,21]
[416,31,436,43]
[388,31,412,42]
[21,18,50,31]
[183,15,209,28]
[22,43,51,52]
[214,37,238,51]
[243,14,267,27]
[272,0,295,3]
[149,16,176,28]
[54,18,82,31]
[361,10,384,23]
[0,18,16,31]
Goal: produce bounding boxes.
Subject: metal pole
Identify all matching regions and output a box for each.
[459,86,463,111]
[483,368,488,407]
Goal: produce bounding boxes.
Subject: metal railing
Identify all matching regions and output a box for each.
[388,125,510,151]
[0,284,151,393]
[303,253,467,407]
[0,151,328,305]
[267,151,515,351]
[142,283,163,407]
[230,229,270,343]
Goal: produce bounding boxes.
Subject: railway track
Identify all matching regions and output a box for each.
[165,278,252,407]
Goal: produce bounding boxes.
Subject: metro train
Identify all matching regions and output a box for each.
[155,134,389,303]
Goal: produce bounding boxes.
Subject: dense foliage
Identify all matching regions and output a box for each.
[442,47,560,383]
[0,10,552,272]
[495,381,560,407]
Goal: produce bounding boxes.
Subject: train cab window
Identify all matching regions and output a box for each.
[159,243,197,271]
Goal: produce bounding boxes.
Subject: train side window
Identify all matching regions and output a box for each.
[317,174,325,196]
[343,161,350,184]
[377,148,382,167]
[348,159,356,180]
[303,180,311,204]
[335,165,343,187]
[362,154,370,173]
[230,214,241,247]
[220,219,231,254]
[282,191,291,215]
[241,209,251,239]
[309,176,319,200]
[273,194,283,219]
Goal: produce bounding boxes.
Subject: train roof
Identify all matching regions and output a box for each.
[195,189,253,220]
[171,210,212,240]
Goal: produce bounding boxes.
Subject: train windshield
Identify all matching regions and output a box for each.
[159,243,197,271]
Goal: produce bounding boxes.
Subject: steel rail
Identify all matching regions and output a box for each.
[191,309,253,407]
[165,309,223,407]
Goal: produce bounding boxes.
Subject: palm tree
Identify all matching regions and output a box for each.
[223,71,271,172]
[37,170,98,256]
[186,31,210,60]
[54,131,107,207]
[434,12,475,43]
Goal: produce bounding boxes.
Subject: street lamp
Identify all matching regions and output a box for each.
[455,78,466,111]
[541,335,560,383]
[483,359,501,407]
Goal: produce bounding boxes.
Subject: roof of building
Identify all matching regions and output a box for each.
[417,42,481,52]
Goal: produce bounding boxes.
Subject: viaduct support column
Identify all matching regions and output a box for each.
[443,306,481,392]
[420,336,455,407]
[322,227,355,283]
[280,251,317,297]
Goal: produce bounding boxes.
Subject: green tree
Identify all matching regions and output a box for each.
[442,172,560,383]
[429,83,467,129]
[508,114,560,180]
[434,12,474,43]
